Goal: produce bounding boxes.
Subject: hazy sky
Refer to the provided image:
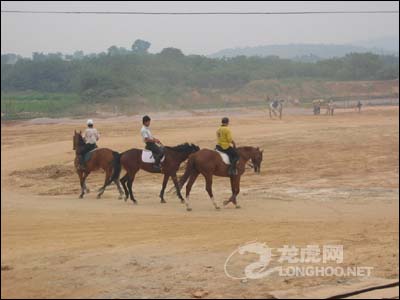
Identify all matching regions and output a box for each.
[1,1,399,57]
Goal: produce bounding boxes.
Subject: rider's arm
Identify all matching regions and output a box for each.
[226,128,235,147]
[83,129,89,142]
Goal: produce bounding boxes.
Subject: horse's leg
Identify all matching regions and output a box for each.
[205,175,220,210]
[231,175,241,209]
[171,174,185,203]
[269,108,272,119]
[224,176,236,206]
[114,178,124,200]
[83,172,90,194]
[97,167,112,199]
[78,170,85,198]
[279,107,282,119]
[159,174,170,204]
[120,173,129,201]
[127,172,138,204]
[183,171,199,211]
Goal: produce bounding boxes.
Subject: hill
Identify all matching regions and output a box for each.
[209,41,399,61]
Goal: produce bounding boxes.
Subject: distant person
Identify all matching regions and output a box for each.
[326,100,335,116]
[141,115,164,171]
[79,119,100,169]
[216,117,239,176]
[357,100,363,113]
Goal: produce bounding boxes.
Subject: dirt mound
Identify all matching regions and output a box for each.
[10,164,75,180]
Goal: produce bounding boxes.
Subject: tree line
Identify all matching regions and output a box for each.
[2,40,399,103]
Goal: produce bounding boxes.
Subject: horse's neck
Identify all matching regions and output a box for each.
[75,143,85,155]
[165,149,189,163]
[237,148,252,163]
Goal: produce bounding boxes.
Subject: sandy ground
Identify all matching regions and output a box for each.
[1,106,399,299]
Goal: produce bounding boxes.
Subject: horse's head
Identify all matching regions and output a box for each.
[73,130,84,151]
[247,147,263,174]
[238,146,263,174]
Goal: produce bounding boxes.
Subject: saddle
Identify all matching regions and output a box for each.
[141,150,165,163]
[215,149,231,165]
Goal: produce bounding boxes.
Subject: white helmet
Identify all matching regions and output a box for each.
[87,119,94,126]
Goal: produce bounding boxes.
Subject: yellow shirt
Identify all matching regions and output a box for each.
[217,125,233,150]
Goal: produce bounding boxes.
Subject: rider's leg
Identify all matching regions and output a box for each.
[146,142,162,169]
[226,147,238,176]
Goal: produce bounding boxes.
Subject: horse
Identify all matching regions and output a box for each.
[269,100,284,119]
[73,131,124,199]
[119,143,200,204]
[178,146,263,211]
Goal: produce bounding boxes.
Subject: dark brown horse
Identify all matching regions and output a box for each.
[119,143,200,204]
[73,131,124,199]
[178,146,263,211]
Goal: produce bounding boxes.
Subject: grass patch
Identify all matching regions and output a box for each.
[1,92,82,119]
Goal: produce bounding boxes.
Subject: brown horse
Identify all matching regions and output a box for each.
[178,146,263,211]
[73,131,124,199]
[119,143,200,204]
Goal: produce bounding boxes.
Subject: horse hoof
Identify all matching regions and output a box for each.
[223,200,229,206]
[180,200,185,204]
[124,197,128,202]
[97,195,101,199]
[160,200,167,204]
[79,195,84,199]
[133,200,138,205]
[235,205,241,209]
[186,207,192,212]
[216,207,221,210]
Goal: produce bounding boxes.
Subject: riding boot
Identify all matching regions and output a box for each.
[228,161,238,176]
[152,154,162,171]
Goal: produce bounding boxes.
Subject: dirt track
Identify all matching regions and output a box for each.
[1,107,399,298]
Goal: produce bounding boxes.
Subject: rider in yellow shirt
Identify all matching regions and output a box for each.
[216,117,239,176]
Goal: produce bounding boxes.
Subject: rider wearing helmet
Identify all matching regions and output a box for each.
[79,119,100,169]
[216,117,239,176]
[141,115,164,171]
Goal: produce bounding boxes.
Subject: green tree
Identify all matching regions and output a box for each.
[159,47,184,58]
[131,39,151,54]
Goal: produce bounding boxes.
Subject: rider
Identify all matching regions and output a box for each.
[79,119,100,169]
[141,115,163,171]
[216,117,239,176]
[272,98,279,109]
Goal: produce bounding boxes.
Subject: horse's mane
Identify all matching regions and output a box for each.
[165,143,200,153]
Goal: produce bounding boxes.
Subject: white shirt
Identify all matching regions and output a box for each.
[141,126,153,143]
[84,128,100,144]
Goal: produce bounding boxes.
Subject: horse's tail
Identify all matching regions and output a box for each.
[178,155,196,191]
[106,151,121,186]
